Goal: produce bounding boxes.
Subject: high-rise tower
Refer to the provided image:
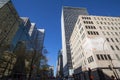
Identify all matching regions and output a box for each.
[61,6,88,77]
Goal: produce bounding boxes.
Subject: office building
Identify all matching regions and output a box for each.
[12,17,45,74]
[0,0,20,77]
[56,50,63,78]
[0,0,20,48]
[11,17,32,50]
[61,6,88,77]
[35,29,45,53]
[70,15,120,79]
[48,66,54,78]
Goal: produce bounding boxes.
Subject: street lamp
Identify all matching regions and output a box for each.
[103,39,119,80]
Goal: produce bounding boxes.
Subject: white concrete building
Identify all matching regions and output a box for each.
[70,15,120,79]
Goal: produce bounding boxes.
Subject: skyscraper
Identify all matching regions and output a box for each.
[61,6,88,77]
[36,29,45,53]
[70,15,120,79]
[0,0,20,48]
[56,50,63,78]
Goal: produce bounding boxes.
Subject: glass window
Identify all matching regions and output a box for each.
[108,55,111,60]
[87,31,90,35]
[97,54,100,60]
[85,26,88,29]
[99,26,102,29]
[107,27,110,30]
[77,19,80,24]
[115,32,118,36]
[111,27,114,30]
[96,32,99,35]
[115,27,118,30]
[94,32,96,35]
[111,45,115,50]
[111,38,114,42]
[100,55,104,60]
[102,31,106,35]
[107,32,110,35]
[111,32,114,35]
[94,17,96,20]
[116,45,119,50]
[94,26,96,29]
[106,38,109,42]
[115,38,119,42]
[104,55,108,60]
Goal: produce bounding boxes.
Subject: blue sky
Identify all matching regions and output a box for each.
[12,0,120,75]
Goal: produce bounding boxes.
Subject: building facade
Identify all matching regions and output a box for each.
[48,66,54,78]
[35,29,45,53]
[61,6,88,77]
[11,17,32,51]
[11,17,45,76]
[0,0,20,48]
[0,0,20,77]
[70,15,120,79]
[56,50,63,78]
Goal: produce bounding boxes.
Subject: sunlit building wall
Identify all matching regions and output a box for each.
[70,15,120,78]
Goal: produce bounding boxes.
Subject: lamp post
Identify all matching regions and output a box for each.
[103,39,119,80]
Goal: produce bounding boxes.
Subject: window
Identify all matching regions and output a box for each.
[87,31,90,35]
[81,33,85,40]
[111,45,115,50]
[111,22,114,25]
[111,32,114,35]
[97,17,100,20]
[96,32,99,35]
[94,32,96,35]
[108,22,110,25]
[115,38,119,42]
[83,21,86,24]
[91,21,93,24]
[94,17,96,20]
[104,22,107,25]
[79,24,81,29]
[91,31,93,35]
[88,56,94,63]
[107,27,110,30]
[107,55,111,60]
[102,31,106,35]
[115,27,118,30]
[94,26,96,29]
[116,45,119,50]
[97,55,100,60]
[101,18,103,20]
[80,28,83,34]
[100,22,103,24]
[106,38,109,42]
[99,26,102,29]
[107,32,110,35]
[111,27,114,30]
[116,54,120,60]
[85,26,88,29]
[103,26,106,30]
[111,38,114,42]
[104,55,108,60]
[100,55,104,60]
[115,32,118,36]
[97,21,99,24]
[104,18,107,20]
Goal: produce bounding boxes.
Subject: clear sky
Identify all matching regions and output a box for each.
[12,0,120,75]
